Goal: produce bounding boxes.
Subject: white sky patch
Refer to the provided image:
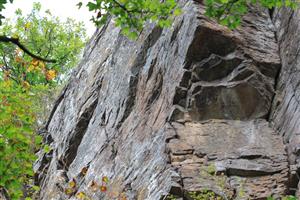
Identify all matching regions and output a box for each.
[2,0,96,36]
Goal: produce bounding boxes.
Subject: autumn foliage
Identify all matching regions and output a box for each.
[0,3,86,199]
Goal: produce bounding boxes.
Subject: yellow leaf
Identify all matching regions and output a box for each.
[102,176,109,183]
[27,65,35,72]
[31,59,39,66]
[65,188,73,195]
[25,22,31,30]
[69,179,76,188]
[76,191,86,199]
[118,196,127,200]
[12,33,19,39]
[22,81,30,89]
[100,185,107,192]
[3,80,12,87]
[45,69,56,81]
[39,61,46,70]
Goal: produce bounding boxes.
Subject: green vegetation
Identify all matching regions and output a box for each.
[0,2,86,85]
[0,3,86,199]
[1,0,299,35]
[268,196,298,200]
[205,0,298,29]
[78,0,180,39]
[206,163,216,175]
[198,164,231,199]
[165,194,177,200]
[189,190,223,200]
[0,81,40,199]
[79,0,299,36]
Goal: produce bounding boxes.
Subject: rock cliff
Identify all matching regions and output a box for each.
[34,1,300,199]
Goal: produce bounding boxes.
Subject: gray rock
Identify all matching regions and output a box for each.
[167,120,288,199]
[35,1,300,200]
[271,7,300,197]
[0,188,9,200]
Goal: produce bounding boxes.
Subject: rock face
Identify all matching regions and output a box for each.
[35,1,300,199]
[271,7,300,197]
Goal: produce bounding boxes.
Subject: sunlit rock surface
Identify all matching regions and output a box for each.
[35,1,300,199]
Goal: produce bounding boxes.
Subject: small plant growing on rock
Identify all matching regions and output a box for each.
[207,164,217,175]
[268,196,297,200]
[165,194,177,200]
[188,190,223,200]
[76,191,91,200]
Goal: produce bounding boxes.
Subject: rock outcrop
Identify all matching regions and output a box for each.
[271,7,300,197]
[35,1,300,199]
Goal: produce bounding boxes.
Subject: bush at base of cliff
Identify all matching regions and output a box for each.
[0,81,41,199]
[0,2,86,199]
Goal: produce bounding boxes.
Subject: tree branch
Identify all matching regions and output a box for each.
[0,35,57,63]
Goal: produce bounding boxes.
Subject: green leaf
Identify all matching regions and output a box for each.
[43,145,51,153]
[87,2,97,11]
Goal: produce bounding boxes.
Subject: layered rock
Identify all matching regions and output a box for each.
[35,1,293,199]
[271,7,300,197]
[167,120,288,199]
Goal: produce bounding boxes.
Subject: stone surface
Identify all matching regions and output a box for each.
[0,188,8,200]
[167,120,288,199]
[34,1,297,200]
[271,7,300,196]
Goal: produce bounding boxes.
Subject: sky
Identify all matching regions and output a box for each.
[2,0,96,36]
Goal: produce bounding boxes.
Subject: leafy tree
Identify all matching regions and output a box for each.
[0,80,40,200]
[0,2,87,85]
[0,0,51,62]
[0,3,87,199]
[1,0,299,40]
[79,0,298,34]
[78,0,180,38]
[205,0,298,29]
